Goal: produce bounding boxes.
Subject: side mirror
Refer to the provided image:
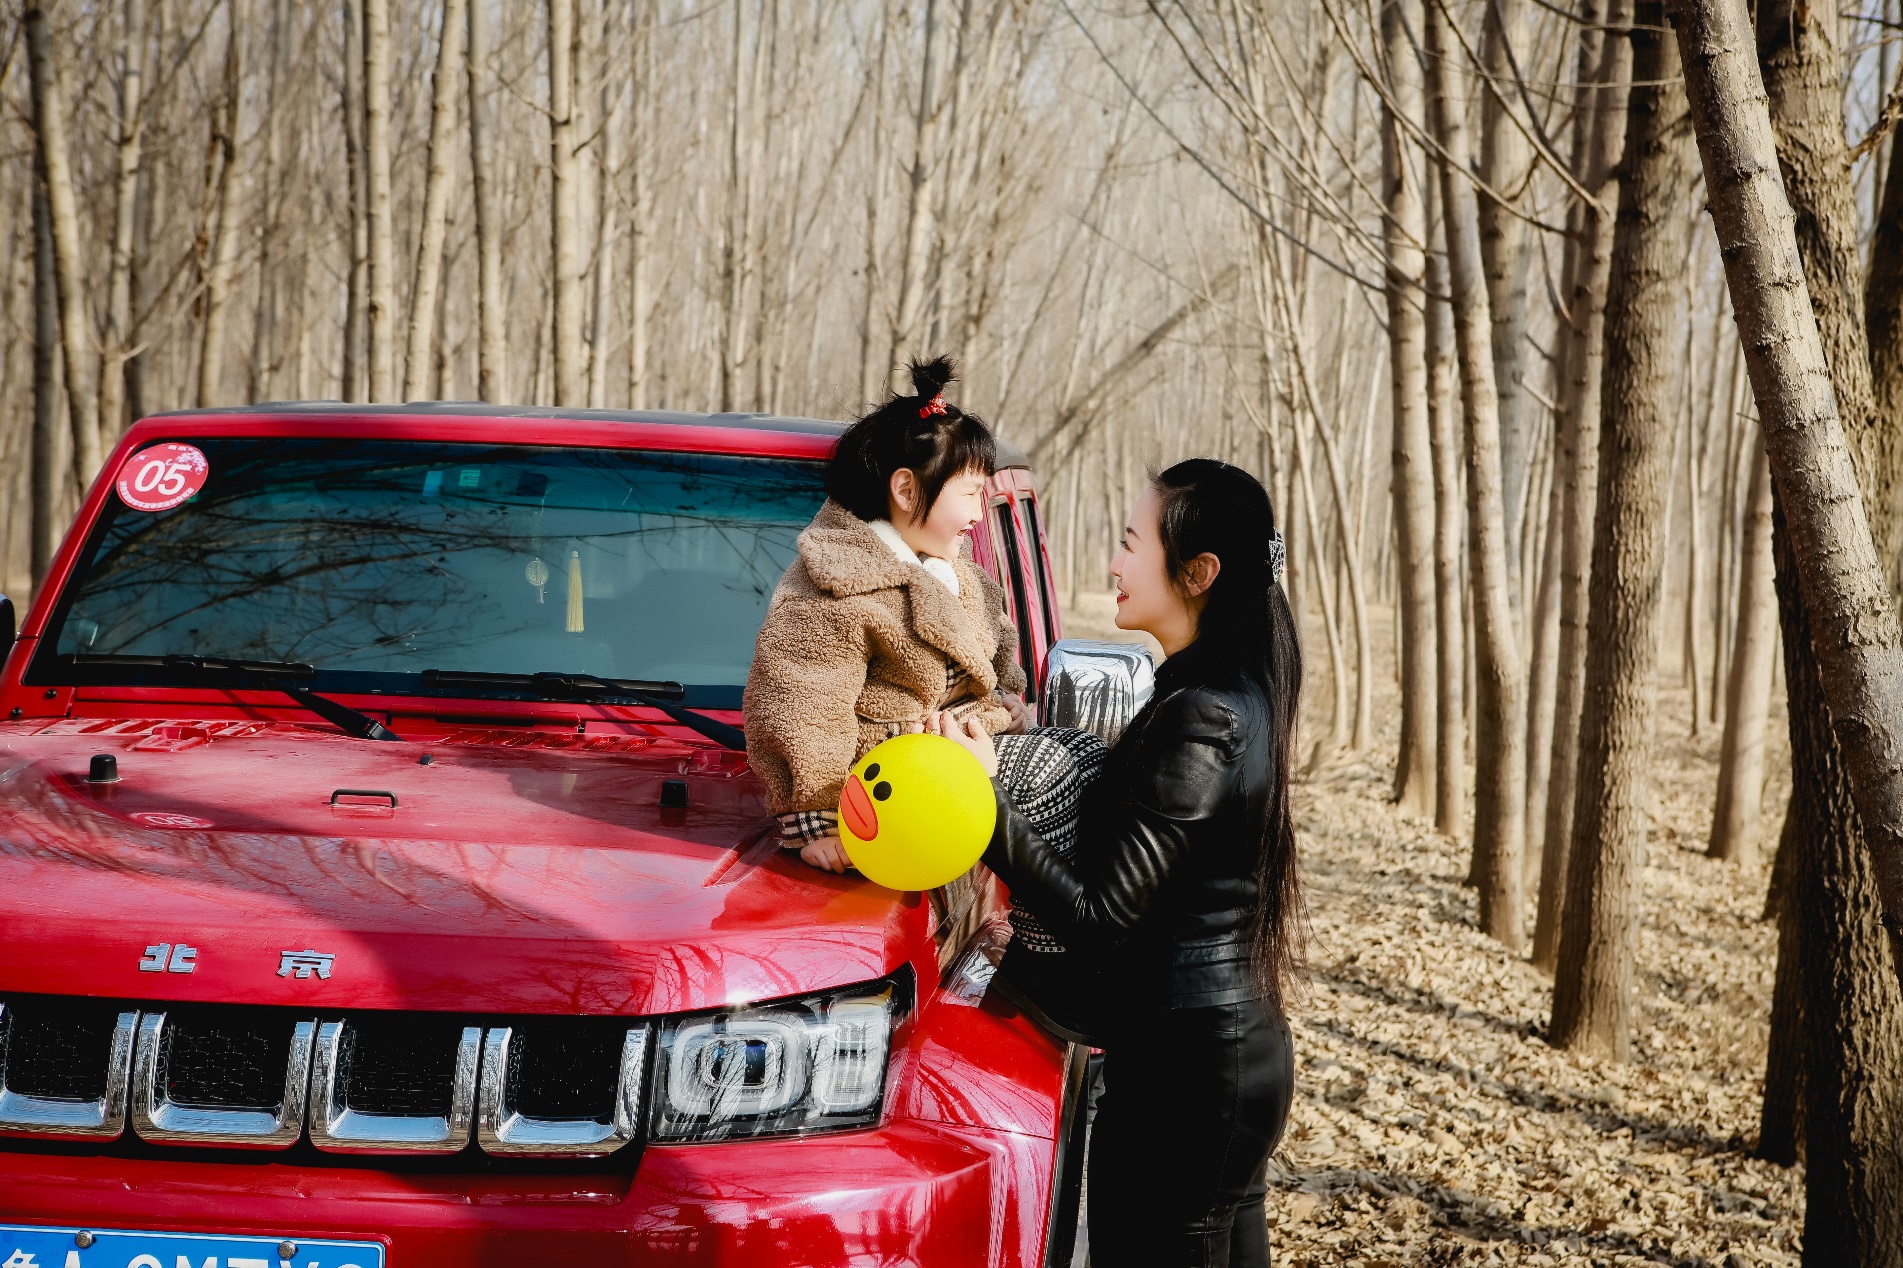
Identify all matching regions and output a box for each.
[1037,639,1155,744]
[0,595,13,645]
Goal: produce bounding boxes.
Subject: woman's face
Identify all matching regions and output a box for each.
[1112,486,1213,656]
[890,466,989,560]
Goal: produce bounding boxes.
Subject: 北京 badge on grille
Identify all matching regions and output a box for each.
[277,950,334,980]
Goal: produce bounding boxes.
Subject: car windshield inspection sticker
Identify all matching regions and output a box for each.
[115,442,209,512]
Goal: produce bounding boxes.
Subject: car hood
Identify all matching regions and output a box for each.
[0,719,917,1016]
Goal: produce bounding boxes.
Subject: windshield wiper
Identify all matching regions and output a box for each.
[72,654,402,742]
[419,669,746,751]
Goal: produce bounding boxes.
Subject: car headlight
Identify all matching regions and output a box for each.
[651,975,908,1143]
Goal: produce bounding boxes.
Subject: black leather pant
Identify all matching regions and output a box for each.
[1085,997,1295,1267]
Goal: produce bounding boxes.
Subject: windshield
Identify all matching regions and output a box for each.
[36,438,829,707]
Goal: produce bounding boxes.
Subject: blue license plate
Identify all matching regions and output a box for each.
[0,1225,383,1268]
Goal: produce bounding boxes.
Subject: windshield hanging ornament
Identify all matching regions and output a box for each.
[525,556,549,603]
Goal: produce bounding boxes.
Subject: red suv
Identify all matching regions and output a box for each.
[0,405,1087,1267]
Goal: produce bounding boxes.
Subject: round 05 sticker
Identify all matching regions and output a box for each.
[116,442,210,512]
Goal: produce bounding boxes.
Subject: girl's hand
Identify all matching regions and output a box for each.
[928,709,998,778]
[799,834,853,874]
[999,693,1030,734]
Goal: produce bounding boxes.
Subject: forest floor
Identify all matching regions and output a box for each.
[1060,593,1802,1266]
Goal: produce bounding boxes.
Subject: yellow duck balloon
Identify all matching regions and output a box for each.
[837,733,997,891]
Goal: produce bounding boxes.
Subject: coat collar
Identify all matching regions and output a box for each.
[796,500,999,689]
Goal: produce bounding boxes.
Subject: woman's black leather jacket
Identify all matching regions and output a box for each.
[984,638,1276,1010]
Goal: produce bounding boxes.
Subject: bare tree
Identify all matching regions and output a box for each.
[1549,0,1692,1058]
[363,0,395,401]
[342,0,368,402]
[1478,0,1532,583]
[548,0,583,407]
[402,0,466,403]
[1708,431,1775,865]
[465,0,505,403]
[25,0,102,480]
[196,5,244,409]
[890,0,944,382]
[101,0,148,436]
[1382,0,1436,815]
[1425,180,1467,838]
[1532,0,1633,973]
[1425,0,1525,948]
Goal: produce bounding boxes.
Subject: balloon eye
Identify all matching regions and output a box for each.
[864,763,880,779]
[873,781,892,801]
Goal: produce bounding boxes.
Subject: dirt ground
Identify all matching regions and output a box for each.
[1059,592,1802,1266]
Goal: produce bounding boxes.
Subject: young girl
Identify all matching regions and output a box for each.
[745,357,1032,870]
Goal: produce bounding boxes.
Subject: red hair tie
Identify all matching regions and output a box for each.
[918,395,948,419]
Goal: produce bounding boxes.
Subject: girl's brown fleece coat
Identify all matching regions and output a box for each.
[744,499,1028,817]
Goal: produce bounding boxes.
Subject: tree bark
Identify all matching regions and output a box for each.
[1671,0,1903,993]
[403,0,466,403]
[465,0,505,404]
[30,180,64,593]
[196,6,243,409]
[1709,431,1776,864]
[1757,810,1805,1165]
[101,0,147,437]
[588,13,623,411]
[548,0,583,407]
[1549,2,1692,1059]
[1747,0,1903,1253]
[1478,0,1532,587]
[363,0,395,401]
[1382,0,1436,816]
[1424,178,1466,838]
[1425,0,1525,949]
[1533,0,1633,973]
[25,0,102,482]
[890,0,944,381]
[1523,428,1564,893]
[342,0,368,402]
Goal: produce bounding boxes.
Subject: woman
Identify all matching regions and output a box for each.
[931,458,1303,1267]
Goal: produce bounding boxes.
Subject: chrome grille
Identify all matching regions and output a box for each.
[308,1018,478,1154]
[132,1011,314,1148]
[0,999,136,1140]
[0,996,646,1160]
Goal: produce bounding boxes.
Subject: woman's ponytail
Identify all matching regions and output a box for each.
[1150,458,1306,1008]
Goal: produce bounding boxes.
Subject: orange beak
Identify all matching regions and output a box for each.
[840,773,879,840]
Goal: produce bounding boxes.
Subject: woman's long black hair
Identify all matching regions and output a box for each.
[1151,458,1306,1008]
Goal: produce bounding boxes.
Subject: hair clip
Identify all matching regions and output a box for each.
[1267,533,1286,583]
[918,395,949,419]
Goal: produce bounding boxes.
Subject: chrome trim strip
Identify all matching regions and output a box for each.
[308,1020,479,1154]
[129,1012,314,1149]
[0,1002,137,1140]
[476,1025,646,1157]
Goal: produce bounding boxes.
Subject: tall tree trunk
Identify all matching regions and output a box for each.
[342,0,367,402]
[1748,0,1903,1254]
[363,0,395,401]
[548,0,583,406]
[465,0,505,404]
[1548,2,1692,1058]
[196,8,243,409]
[589,21,624,411]
[1523,434,1564,893]
[890,0,943,381]
[1478,0,1531,589]
[101,0,147,437]
[403,0,466,403]
[30,181,63,592]
[1425,0,1525,949]
[1382,0,1436,815]
[1425,181,1467,838]
[1673,0,1903,998]
[1709,431,1776,864]
[1758,812,1805,1165]
[1533,0,1633,973]
[25,1,102,482]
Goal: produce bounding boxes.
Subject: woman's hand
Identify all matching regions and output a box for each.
[999,693,1030,734]
[927,709,998,777]
[799,834,854,874]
